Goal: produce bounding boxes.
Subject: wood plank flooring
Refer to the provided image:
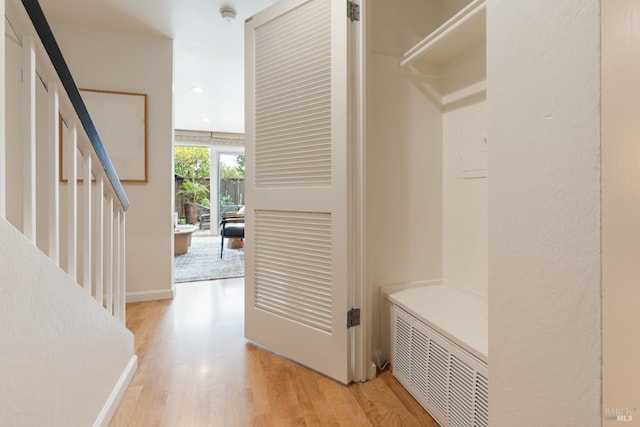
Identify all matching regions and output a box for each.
[110,279,438,427]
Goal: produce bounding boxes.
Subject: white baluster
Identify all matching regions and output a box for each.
[66,124,78,281]
[95,176,104,305]
[22,34,36,241]
[48,84,60,264]
[83,154,92,293]
[119,211,126,324]
[105,196,114,314]
[0,0,5,219]
[114,209,120,321]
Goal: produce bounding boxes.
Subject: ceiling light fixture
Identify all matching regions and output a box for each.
[202,118,211,123]
[191,87,204,93]
[220,7,237,22]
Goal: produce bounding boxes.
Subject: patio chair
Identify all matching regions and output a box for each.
[220,212,245,258]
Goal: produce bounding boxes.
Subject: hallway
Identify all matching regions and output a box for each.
[110,279,437,426]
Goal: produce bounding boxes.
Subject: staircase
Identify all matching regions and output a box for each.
[1,0,136,425]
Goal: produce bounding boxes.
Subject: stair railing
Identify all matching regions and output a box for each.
[2,0,130,323]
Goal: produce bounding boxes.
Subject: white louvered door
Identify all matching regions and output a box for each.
[245,0,352,384]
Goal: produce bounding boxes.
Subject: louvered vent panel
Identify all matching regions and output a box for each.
[254,210,332,332]
[449,355,474,427]
[254,0,332,188]
[474,373,489,427]
[427,340,449,417]
[391,307,489,427]
[394,315,412,383]
[410,328,429,402]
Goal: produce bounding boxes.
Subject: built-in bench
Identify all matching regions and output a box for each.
[384,283,488,427]
[385,284,487,363]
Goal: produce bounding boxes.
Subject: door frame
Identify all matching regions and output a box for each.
[216,151,245,226]
[349,0,370,382]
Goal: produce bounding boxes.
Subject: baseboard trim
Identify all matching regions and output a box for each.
[94,355,138,427]
[126,288,175,303]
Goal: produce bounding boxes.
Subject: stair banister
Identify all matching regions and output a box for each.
[3,0,131,324]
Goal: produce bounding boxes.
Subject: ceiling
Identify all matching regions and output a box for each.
[38,0,277,134]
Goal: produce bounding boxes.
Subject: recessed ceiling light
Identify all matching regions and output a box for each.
[220,7,237,22]
[202,118,211,123]
[191,87,205,93]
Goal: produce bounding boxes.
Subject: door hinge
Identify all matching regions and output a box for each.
[347,308,361,328]
[347,1,360,22]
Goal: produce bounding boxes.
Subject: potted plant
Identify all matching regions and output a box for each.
[177,180,208,224]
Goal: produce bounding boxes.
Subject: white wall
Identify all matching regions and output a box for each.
[49,22,175,302]
[367,0,443,363]
[487,1,601,425]
[370,0,472,58]
[367,55,442,288]
[602,1,640,424]
[370,0,439,58]
[0,218,135,426]
[442,101,487,297]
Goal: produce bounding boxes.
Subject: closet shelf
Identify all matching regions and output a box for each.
[400,0,486,71]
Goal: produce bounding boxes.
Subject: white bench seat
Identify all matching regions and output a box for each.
[386,284,488,363]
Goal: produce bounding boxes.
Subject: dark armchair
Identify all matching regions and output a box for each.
[220,212,245,258]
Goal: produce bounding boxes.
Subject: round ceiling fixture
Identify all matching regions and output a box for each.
[220,7,237,22]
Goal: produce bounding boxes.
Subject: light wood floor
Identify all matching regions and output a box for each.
[110,278,438,427]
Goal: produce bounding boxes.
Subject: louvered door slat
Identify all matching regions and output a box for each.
[254,210,333,333]
[254,0,332,189]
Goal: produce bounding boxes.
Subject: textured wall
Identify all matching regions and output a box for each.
[487,1,602,425]
[0,219,134,426]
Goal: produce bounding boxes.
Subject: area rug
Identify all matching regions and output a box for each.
[174,235,244,283]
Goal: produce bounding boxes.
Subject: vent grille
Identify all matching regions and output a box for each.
[428,340,449,417]
[410,330,429,401]
[391,307,489,427]
[449,355,474,427]
[253,0,332,188]
[474,373,489,427]
[254,210,332,332]
[395,316,412,382]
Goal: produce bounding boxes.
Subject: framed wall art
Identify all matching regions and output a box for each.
[62,89,148,183]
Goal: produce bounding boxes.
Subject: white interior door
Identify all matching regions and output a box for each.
[245,0,353,384]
